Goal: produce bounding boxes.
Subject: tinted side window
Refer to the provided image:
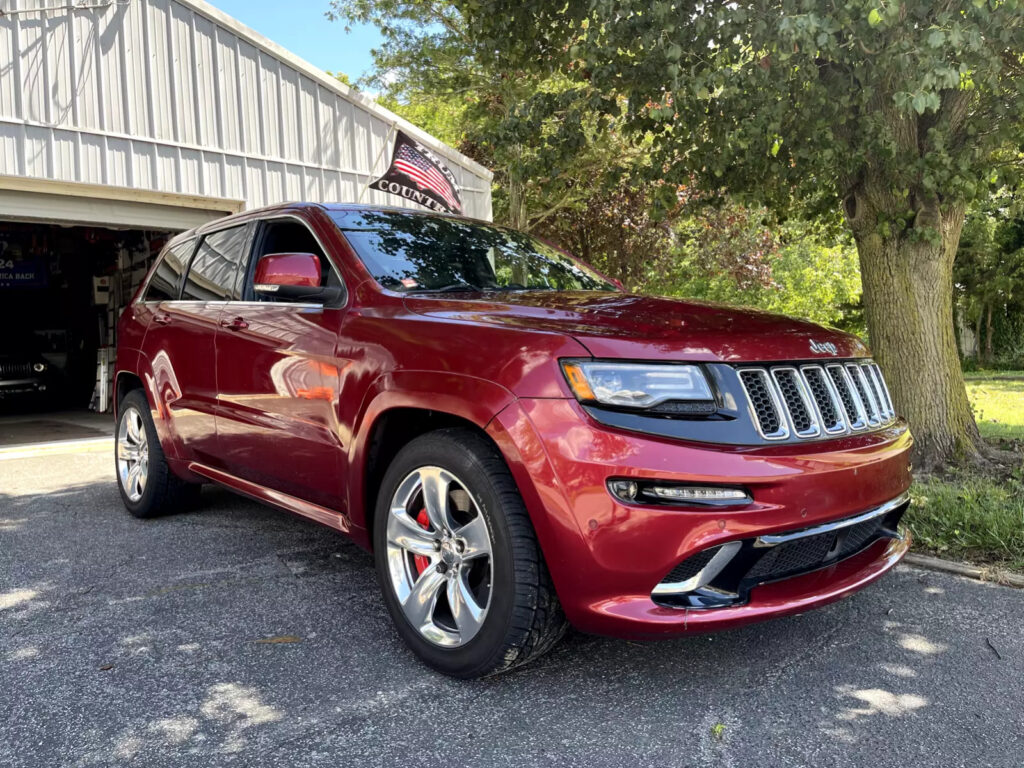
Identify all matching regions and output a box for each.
[181,225,250,301]
[143,240,194,301]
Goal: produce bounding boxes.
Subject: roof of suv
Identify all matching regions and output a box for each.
[168,202,489,246]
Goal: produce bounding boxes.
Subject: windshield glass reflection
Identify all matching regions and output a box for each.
[332,211,614,293]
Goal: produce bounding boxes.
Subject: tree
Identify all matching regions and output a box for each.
[328,0,633,231]
[651,214,865,335]
[328,0,682,273]
[955,199,1024,365]
[453,0,1024,468]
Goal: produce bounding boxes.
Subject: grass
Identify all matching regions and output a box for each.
[964,372,1024,442]
[905,371,1024,573]
[908,471,1024,572]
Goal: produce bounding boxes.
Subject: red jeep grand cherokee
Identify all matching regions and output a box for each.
[115,203,912,677]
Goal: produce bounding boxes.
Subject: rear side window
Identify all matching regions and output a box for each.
[181,225,251,301]
[143,240,194,301]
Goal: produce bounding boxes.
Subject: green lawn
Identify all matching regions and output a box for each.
[906,372,1024,573]
[964,372,1024,441]
[909,472,1024,572]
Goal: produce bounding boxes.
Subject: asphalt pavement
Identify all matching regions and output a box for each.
[2,447,1022,768]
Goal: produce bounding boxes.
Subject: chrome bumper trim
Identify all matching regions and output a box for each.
[651,541,743,596]
[755,492,911,548]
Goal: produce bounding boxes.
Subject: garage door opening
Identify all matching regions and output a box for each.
[0,221,176,448]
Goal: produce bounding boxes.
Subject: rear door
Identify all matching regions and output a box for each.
[140,224,252,465]
[214,214,349,510]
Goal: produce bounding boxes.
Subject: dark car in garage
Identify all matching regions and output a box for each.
[0,333,54,403]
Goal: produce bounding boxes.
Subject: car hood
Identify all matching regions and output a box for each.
[403,291,869,362]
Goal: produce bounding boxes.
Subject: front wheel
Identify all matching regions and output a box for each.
[373,428,567,678]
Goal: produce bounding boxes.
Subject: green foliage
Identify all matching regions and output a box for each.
[328,71,358,90]
[910,470,1024,571]
[645,208,864,332]
[455,0,1024,225]
[955,198,1024,365]
[328,0,679,277]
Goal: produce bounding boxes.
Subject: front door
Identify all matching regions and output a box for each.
[214,216,348,511]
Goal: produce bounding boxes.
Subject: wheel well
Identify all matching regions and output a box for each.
[363,408,493,543]
[115,372,145,416]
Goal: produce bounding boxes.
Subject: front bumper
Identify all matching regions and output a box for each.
[487,398,913,639]
[0,378,46,397]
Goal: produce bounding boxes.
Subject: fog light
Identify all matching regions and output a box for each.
[608,479,638,501]
[643,486,750,504]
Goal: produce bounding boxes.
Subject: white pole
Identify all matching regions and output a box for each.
[358,122,397,203]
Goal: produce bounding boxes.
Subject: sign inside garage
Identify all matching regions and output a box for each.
[0,258,47,289]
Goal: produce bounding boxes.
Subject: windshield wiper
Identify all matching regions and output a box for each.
[406,282,480,293]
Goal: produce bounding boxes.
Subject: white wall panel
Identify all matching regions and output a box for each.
[130,141,155,188]
[0,0,492,221]
[51,129,76,181]
[107,136,131,186]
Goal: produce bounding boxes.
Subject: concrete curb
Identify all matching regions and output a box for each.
[904,552,1024,588]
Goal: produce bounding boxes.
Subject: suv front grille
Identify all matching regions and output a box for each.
[738,360,895,441]
[0,362,34,379]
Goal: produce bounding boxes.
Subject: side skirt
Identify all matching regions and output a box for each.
[188,462,352,534]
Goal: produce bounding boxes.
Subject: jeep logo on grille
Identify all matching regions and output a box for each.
[809,340,839,356]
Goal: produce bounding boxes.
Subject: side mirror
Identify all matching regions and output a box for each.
[610,278,625,291]
[253,252,342,304]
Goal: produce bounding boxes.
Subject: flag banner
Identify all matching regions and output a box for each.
[369,131,463,214]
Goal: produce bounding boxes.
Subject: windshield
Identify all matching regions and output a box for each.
[332,211,615,293]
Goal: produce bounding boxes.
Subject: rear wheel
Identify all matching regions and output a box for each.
[116,389,200,518]
[374,428,567,678]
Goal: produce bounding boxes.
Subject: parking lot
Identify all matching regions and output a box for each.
[2,446,1022,768]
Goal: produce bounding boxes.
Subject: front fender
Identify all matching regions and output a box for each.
[346,370,517,534]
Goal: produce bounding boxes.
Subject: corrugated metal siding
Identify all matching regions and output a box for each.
[0,0,493,220]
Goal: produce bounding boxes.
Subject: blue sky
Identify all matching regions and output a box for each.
[212,0,381,81]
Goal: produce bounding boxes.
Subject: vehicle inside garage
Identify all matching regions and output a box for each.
[0,221,174,421]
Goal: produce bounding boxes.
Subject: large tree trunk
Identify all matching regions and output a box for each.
[848,196,982,470]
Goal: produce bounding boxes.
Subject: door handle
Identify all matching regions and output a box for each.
[153,313,172,325]
[220,316,249,331]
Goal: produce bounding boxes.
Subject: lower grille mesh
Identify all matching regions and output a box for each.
[660,547,718,584]
[746,515,886,583]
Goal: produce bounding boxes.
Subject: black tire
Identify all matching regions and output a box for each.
[115,389,200,518]
[373,428,567,678]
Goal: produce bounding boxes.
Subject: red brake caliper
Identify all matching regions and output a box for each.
[414,508,431,575]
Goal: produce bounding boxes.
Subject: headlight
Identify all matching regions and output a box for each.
[32,362,46,373]
[561,360,714,410]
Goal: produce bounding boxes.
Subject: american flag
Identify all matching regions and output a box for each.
[393,144,461,211]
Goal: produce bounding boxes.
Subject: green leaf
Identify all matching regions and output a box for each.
[868,8,883,26]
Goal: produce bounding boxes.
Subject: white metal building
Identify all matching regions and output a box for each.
[0,0,492,417]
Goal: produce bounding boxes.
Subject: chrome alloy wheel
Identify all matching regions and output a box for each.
[385,466,493,648]
[117,406,149,502]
